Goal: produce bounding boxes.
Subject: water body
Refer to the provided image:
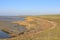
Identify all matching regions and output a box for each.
[0,16,25,21]
[0,26,27,38]
[0,30,11,38]
[0,16,27,38]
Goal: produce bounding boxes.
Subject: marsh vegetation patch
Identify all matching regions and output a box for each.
[0,16,57,39]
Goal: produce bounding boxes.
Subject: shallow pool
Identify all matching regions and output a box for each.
[0,30,11,38]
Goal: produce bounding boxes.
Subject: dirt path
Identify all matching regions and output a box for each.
[23,18,57,36]
[47,20,57,30]
[32,18,57,29]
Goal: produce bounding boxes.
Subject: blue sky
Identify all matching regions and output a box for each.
[0,0,60,16]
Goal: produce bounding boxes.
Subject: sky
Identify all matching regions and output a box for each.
[0,0,60,16]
